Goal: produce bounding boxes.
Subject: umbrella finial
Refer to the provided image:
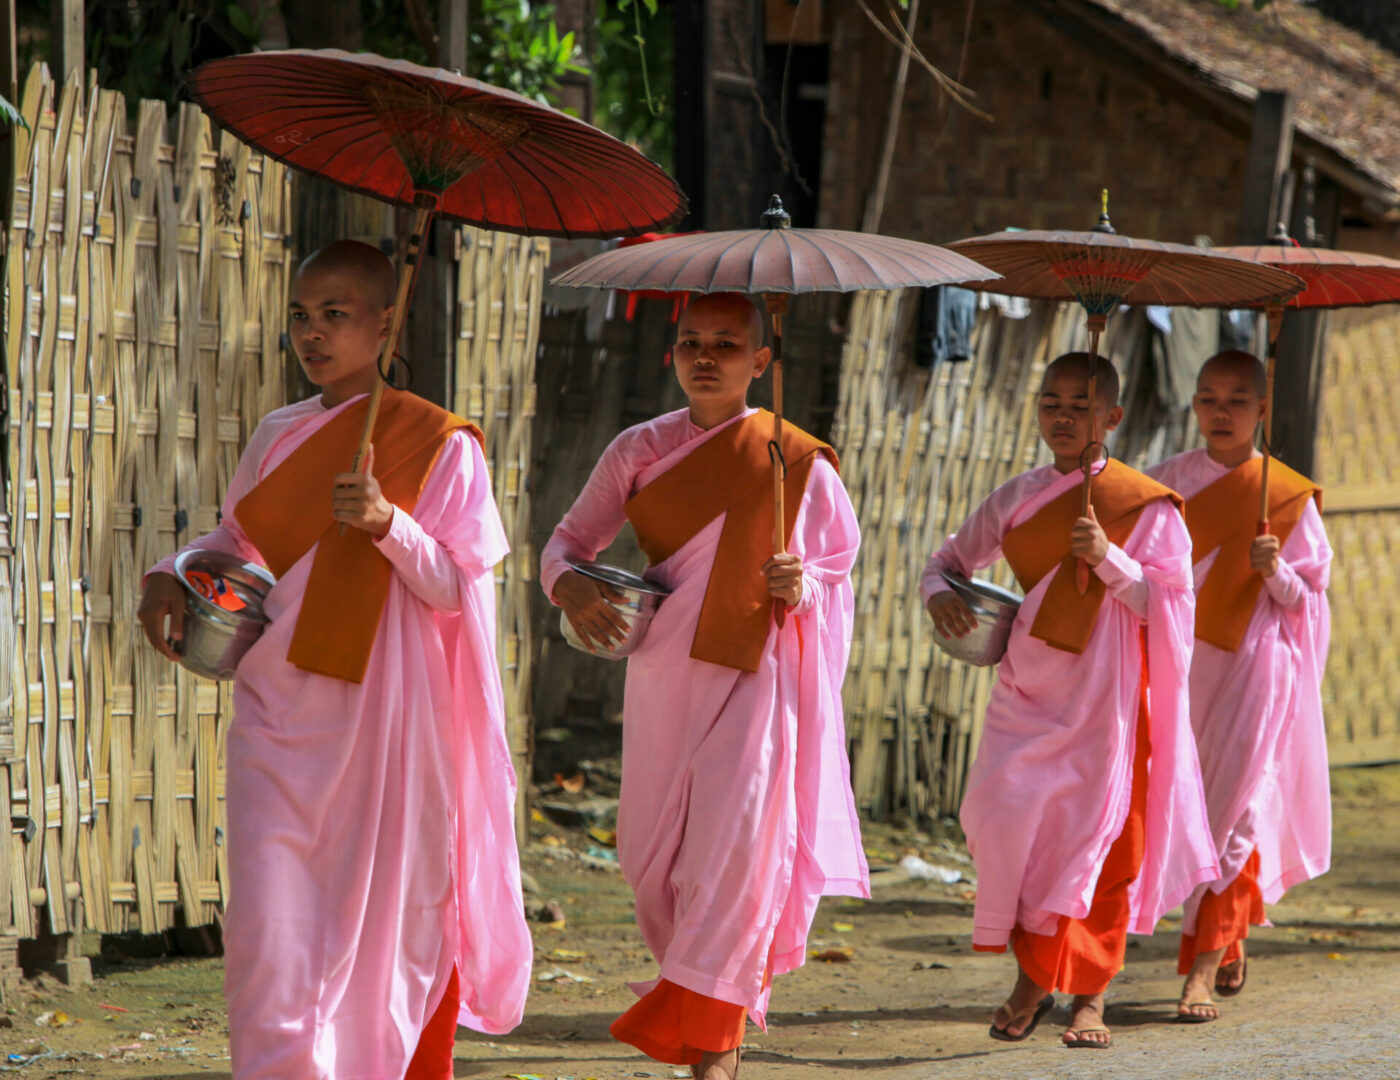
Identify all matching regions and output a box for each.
[761,195,792,230]
[1092,188,1115,234]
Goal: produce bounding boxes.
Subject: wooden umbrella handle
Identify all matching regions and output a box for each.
[769,304,787,627]
[1258,310,1282,537]
[1076,326,1104,595]
[338,204,435,534]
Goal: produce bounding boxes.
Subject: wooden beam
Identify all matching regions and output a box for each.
[1238,91,1295,245]
[50,0,83,86]
[862,0,920,234]
[0,0,16,105]
[439,0,467,73]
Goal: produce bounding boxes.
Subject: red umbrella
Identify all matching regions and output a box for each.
[188,49,685,488]
[554,195,1001,622]
[1214,230,1400,531]
[948,193,1304,589]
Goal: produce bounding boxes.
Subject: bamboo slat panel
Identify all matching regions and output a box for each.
[830,293,1194,821]
[1314,306,1400,766]
[2,64,291,941]
[451,227,549,835]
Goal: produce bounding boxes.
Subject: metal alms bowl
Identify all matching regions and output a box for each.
[931,570,1023,667]
[559,561,670,660]
[172,549,276,680]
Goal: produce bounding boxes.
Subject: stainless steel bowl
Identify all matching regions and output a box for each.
[559,561,670,660]
[172,549,276,680]
[931,570,1022,667]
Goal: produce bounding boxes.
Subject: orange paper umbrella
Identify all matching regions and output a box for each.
[949,193,1304,590]
[554,194,1002,624]
[188,48,686,491]
[1215,228,1400,532]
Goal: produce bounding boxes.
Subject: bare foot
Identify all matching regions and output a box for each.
[1178,945,1225,1022]
[990,967,1052,1039]
[1063,993,1111,1048]
[1217,939,1247,995]
[692,1048,740,1080]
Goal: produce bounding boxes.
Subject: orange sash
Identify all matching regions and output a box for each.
[624,410,836,673]
[1184,457,1321,651]
[1000,460,1182,655]
[235,389,479,684]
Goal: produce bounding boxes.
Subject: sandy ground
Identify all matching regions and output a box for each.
[2,767,1397,1080]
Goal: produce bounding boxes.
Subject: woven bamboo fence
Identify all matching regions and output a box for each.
[451,226,549,835]
[1314,306,1400,766]
[2,65,293,942]
[831,292,1193,821]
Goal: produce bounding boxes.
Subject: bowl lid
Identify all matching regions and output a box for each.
[569,560,671,596]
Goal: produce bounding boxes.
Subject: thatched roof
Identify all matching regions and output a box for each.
[1058,0,1400,210]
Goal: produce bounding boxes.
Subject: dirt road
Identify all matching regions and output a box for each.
[3,768,1397,1079]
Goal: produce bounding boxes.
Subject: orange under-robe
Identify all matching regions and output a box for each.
[1177,850,1264,973]
[404,967,460,1080]
[974,635,1152,996]
[611,980,750,1066]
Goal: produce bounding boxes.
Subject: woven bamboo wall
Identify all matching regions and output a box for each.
[1314,306,1400,766]
[451,226,550,835]
[2,65,292,941]
[831,293,1193,820]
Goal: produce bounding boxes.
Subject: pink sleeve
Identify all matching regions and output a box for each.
[144,421,269,582]
[374,431,508,611]
[789,458,859,616]
[539,436,636,604]
[1263,499,1330,611]
[1093,542,1149,620]
[919,488,1009,605]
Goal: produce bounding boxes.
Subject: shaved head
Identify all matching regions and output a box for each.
[1199,349,1267,397]
[296,240,397,310]
[677,292,766,349]
[1042,352,1121,407]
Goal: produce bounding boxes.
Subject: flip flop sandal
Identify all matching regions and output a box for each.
[1176,1000,1219,1024]
[1216,957,1247,997]
[1064,1026,1112,1049]
[988,994,1055,1042]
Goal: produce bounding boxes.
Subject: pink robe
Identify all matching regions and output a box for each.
[540,407,869,1028]
[148,394,531,1080]
[920,462,1218,949]
[1147,449,1332,931]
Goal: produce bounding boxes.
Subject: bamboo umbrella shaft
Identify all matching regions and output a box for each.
[353,204,434,470]
[767,295,788,627]
[1076,323,1104,595]
[337,204,435,534]
[1259,307,1284,535]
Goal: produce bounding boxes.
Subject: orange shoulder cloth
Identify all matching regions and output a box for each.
[624,410,837,672]
[1000,459,1183,655]
[1185,456,1321,651]
[235,389,481,683]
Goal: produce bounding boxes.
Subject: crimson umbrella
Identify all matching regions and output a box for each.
[553,194,1001,622]
[948,193,1304,589]
[188,48,686,482]
[1214,229,1400,531]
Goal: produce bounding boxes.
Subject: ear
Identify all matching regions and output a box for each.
[379,305,394,336]
[752,345,772,379]
[1104,404,1125,432]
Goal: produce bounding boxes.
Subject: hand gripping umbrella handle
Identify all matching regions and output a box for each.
[338,203,435,535]
[767,298,788,628]
[1258,311,1281,537]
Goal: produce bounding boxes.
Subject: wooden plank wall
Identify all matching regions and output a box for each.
[2,65,292,942]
